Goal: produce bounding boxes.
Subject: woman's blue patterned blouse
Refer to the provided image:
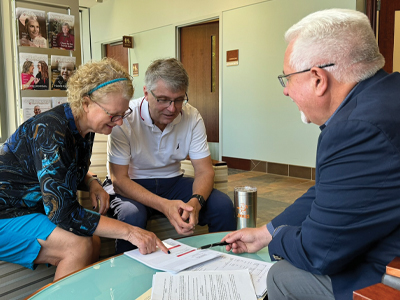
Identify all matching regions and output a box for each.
[0,103,100,236]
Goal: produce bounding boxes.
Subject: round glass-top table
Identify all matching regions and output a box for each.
[27,232,272,299]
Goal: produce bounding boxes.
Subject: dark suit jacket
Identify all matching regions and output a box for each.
[269,69,400,299]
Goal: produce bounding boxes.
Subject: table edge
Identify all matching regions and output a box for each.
[24,253,123,299]
[24,231,257,299]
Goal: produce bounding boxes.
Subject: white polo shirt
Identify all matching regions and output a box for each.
[107,97,210,179]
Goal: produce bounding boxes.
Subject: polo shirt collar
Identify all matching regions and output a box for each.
[139,97,153,126]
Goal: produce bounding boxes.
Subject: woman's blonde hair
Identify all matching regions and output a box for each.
[24,16,40,38]
[67,58,134,118]
[22,60,33,73]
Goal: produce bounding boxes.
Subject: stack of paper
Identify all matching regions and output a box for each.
[124,239,221,273]
[186,252,271,297]
[125,238,273,299]
[151,270,257,300]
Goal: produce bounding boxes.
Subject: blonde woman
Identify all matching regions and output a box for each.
[20,60,35,90]
[19,15,47,48]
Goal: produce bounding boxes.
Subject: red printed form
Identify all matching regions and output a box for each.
[124,238,221,273]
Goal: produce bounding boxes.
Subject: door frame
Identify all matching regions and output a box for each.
[366,0,400,73]
[365,0,378,33]
[175,14,223,159]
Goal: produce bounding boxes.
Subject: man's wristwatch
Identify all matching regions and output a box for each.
[191,194,206,208]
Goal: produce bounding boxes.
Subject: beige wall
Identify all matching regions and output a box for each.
[394,11,400,72]
[221,0,355,166]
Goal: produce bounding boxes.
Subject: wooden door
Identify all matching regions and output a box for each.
[180,21,219,143]
[105,43,129,73]
[378,0,400,72]
[368,0,400,73]
[91,43,129,178]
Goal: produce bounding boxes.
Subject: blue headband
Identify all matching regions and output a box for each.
[87,78,128,95]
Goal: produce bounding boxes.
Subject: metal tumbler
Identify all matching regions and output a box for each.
[234,186,257,229]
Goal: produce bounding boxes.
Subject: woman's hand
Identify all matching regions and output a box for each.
[95,216,170,255]
[126,226,169,255]
[88,179,110,215]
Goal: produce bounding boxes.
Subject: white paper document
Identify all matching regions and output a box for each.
[151,269,257,300]
[186,251,273,298]
[124,238,221,273]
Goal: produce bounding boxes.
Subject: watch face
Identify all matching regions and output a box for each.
[193,194,205,207]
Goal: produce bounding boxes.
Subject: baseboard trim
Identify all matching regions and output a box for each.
[222,156,315,180]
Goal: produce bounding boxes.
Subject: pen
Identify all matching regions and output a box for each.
[197,241,229,250]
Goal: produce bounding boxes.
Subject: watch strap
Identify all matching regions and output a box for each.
[191,194,206,208]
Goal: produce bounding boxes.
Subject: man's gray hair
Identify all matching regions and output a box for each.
[285,8,385,83]
[145,58,189,92]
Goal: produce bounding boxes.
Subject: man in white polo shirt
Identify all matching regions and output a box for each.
[106,58,236,254]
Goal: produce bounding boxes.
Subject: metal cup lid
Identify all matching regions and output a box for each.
[234,186,257,192]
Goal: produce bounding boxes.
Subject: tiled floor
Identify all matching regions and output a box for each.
[227,169,315,226]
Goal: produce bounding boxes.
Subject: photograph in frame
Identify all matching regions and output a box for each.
[19,53,50,91]
[22,97,52,122]
[48,12,75,50]
[50,55,76,90]
[16,7,48,48]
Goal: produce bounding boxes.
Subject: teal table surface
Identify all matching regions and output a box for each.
[28,232,272,299]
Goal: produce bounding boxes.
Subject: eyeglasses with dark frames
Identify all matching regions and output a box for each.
[150,90,189,108]
[278,63,335,87]
[88,97,133,122]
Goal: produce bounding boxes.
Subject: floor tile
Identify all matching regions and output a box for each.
[227,169,315,226]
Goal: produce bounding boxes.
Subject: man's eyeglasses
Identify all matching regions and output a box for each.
[89,97,133,122]
[150,90,189,108]
[278,63,335,87]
